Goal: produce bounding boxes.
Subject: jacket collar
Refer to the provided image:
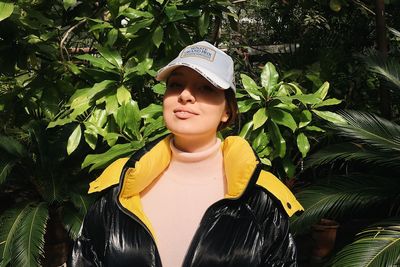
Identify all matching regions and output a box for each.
[118,135,259,200]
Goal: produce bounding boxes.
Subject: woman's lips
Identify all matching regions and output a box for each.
[173,108,198,119]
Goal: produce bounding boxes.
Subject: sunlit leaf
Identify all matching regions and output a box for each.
[67,125,82,155]
[312,110,347,124]
[253,108,268,130]
[152,26,163,48]
[270,108,297,132]
[297,132,310,158]
[0,1,14,22]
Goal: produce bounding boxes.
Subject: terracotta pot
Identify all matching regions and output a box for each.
[311,219,339,262]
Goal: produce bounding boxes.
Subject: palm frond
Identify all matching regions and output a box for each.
[291,175,400,234]
[363,51,400,93]
[0,203,31,267]
[70,192,95,216]
[62,205,84,240]
[334,110,400,153]
[388,27,400,39]
[330,219,400,267]
[11,202,49,267]
[305,142,400,169]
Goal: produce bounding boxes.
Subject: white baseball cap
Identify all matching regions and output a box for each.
[156,41,236,91]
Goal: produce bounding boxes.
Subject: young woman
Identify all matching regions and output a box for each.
[68,41,304,267]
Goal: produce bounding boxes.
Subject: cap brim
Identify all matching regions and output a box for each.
[156,62,232,90]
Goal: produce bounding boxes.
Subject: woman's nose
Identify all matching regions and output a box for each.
[178,88,196,103]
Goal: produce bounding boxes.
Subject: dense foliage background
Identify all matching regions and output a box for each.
[0,0,399,266]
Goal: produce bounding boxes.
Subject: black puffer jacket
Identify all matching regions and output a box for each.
[68,136,303,267]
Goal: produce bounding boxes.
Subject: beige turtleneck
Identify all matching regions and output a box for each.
[140,138,226,267]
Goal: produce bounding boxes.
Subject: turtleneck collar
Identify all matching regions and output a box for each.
[170,138,222,163]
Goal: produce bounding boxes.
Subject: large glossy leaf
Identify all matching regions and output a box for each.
[152,26,163,48]
[75,54,117,71]
[269,108,297,132]
[67,125,82,155]
[296,132,310,158]
[261,62,279,97]
[299,110,312,128]
[252,108,268,130]
[313,81,329,101]
[11,202,49,267]
[240,74,262,100]
[97,46,123,69]
[198,11,210,37]
[0,1,13,22]
[239,121,254,139]
[82,142,142,171]
[330,220,400,267]
[312,110,347,124]
[0,203,31,267]
[268,121,286,158]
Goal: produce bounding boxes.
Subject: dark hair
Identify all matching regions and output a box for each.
[218,88,238,130]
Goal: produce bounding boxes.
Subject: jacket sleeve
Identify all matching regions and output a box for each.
[67,190,113,267]
[257,191,298,267]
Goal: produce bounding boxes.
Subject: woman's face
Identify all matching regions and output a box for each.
[163,66,229,140]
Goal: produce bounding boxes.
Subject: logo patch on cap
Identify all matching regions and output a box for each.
[180,45,216,62]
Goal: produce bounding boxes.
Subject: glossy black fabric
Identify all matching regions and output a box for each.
[68,146,298,267]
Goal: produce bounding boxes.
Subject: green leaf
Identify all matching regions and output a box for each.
[240,74,262,100]
[299,110,312,128]
[270,108,297,132]
[152,83,166,94]
[268,121,286,158]
[282,158,296,178]
[0,203,31,267]
[261,62,279,97]
[330,220,400,267]
[313,98,342,108]
[143,117,165,138]
[140,104,163,119]
[11,202,49,267]
[63,0,77,10]
[0,1,14,22]
[82,143,140,171]
[83,127,98,150]
[62,205,83,240]
[313,81,330,100]
[121,8,154,19]
[252,129,270,152]
[0,159,15,184]
[105,94,119,115]
[152,26,163,48]
[67,125,82,155]
[75,54,117,71]
[238,99,258,113]
[116,85,131,105]
[305,125,325,132]
[297,132,310,158]
[126,18,154,34]
[253,108,268,130]
[239,121,254,139]
[198,11,210,37]
[106,28,119,47]
[97,46,123,69]
[312,110,347,124]
[0,135,28,157]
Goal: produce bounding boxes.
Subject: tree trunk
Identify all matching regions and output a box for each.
[375,0,391,118]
